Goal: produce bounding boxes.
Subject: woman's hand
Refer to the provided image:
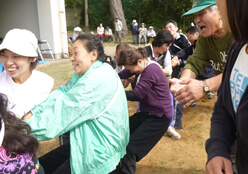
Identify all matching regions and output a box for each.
[21,112,33,120]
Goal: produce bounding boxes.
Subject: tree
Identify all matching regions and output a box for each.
[109,0,128,36]
[84,0,88,27]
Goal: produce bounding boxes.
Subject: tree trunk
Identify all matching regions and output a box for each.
[84,0,89,27]
[109,0,128,36]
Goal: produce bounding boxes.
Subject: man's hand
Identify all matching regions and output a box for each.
[206,156,233,174]
[169,78,185,95]
[173,79,205,107]
[21,112,33,120]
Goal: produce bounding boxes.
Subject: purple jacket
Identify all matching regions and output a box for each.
[119,64,172,118]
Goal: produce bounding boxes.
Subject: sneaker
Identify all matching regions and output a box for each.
[206,93,213,99]
[165,127,181,139]
[190,102,197,108]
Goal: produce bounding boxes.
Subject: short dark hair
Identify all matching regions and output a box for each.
[166,20,178,27]
[226,0,248,42]
[76,34,110,63]
[118,47,146,66]
[152,30,174,47]
[186,26,200,35]
[0,93,39,155]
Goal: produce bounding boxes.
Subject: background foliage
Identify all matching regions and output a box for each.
[65,0,194,33]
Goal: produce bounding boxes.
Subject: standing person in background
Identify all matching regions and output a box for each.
[130,19,139,44]
[0,93,44,174]
[170,0,233,108]
[147,26,156,44]
[0,28,54,119]
[118,47,172,174]
[97,23,105,43]
[105,26,113,42]
[206,0,248,173]
[23,34,129,174]
[138,23,147,45]
[165,20,190,136]
[114,16,123,43]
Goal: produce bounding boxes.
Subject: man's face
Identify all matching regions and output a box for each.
[194,7,222,38]
[186,32,199,45]
[165,23,178,38]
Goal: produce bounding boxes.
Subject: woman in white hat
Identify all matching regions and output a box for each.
[147,26,156,44]
[0,28,54,119]
[72,27,82,42]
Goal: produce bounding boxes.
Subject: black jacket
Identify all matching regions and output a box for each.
[169,33,190,78]
[205,42,248,173]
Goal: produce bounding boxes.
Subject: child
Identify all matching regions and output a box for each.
[0,93,44,174]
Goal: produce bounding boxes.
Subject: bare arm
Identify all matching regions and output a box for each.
[174,73,222,107]
[179,68,197,80]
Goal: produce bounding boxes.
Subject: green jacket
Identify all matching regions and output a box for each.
[184,32,233,76]
[26,61,129,174]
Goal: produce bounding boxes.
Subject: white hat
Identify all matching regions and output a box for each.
[0,29,38,57]
[132,19,137,23]
[149,26,153,29]
[74,27,82,32]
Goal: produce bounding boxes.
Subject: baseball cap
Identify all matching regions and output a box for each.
[182,0,216,16]
[115,16,119,19]
[106,26,110,29]
[0,29,38,57]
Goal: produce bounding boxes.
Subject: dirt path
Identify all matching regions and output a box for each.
[36,44,216,174]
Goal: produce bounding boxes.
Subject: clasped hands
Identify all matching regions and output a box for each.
[169,78,205,107]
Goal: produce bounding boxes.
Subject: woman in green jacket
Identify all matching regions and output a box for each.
[23,34,129,174]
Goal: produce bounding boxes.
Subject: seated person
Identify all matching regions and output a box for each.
[71,27,82,42]
[0,28,54,119]
[0,93,44,174]
[105,26,113,42]
[97,23,105,42]
[147,26,156,44]
[23,34,129,174]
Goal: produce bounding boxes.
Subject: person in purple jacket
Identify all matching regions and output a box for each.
[117,47,172,174]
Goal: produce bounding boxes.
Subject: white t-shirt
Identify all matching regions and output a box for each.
[230,44,248,112]
[97,27,104,35]
[0,70,54,118]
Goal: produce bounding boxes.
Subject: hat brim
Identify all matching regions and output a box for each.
[182,4,214,16]
[0,44,38,57]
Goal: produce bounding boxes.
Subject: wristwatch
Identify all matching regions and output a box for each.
[203,80,211,94]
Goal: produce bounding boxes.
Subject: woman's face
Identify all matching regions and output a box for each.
[124,59,145,75]
[158,43,171,54]
[0,49,35,84]
[216,0,231,32]
[70,40,97,76]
